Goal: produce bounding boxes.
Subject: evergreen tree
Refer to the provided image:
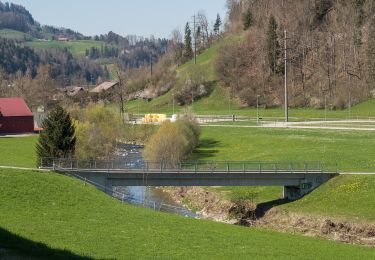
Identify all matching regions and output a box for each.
[368,15,375,86]
[242,8,254,30]
[36,106,76,166]
[213,14,222,36]
[266,15,280,74]
[183,22,193,59]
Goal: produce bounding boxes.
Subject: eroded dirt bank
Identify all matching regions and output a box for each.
[163,187,375,247]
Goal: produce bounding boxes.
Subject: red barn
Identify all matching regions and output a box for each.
[0,98,34,134]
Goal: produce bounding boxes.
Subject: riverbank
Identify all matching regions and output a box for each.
[163,185,375,247]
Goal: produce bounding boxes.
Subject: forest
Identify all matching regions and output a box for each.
[215,0,375,108]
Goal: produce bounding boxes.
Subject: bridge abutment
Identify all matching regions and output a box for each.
[283,172,337,200]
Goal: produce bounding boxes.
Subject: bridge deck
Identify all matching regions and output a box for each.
[47,159,339,199]
[56,168,337,187]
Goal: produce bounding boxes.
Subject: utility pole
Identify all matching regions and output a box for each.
[172,93,175,115]
[137,96,140,116]
[150,52,153,76]
[324,95,327,122]
[256,95,260,124]
[191,88,194,107]
[228,87,232,115]
[192,15,197,64]
[284,30,288,123]
[348,92,351,119]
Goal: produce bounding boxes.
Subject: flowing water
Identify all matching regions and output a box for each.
[112,143,199,218]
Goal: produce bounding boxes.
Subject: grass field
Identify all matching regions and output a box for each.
[195,126,375,222]
[26,40,105,57]
[212,175,375,223]
[0,29,26,40]
[0,168,373,259]
[0,135,38,168]
[194,126,375,172]
[126,87,375,119]
[281,175,375,222]
[2,129,374,223]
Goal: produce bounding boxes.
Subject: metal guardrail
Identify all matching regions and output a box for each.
[41,158,338,174]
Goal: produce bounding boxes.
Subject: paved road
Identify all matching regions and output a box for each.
[0,165,49,171]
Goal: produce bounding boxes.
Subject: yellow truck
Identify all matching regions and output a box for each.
[142,114,168,123]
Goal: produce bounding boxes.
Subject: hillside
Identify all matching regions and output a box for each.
[125,33,375,119]
[0,168,374,259]
[0,1,170,84]
[0,1,84,40]
[220,0,375,109]
[124,0,375,115]
[0,28,26,40]
[26,39,105,57]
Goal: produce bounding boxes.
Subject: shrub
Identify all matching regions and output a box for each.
[74,104,122,159]
[143,119,200,165]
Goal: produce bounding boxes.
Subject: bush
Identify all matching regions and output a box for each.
[174,64,208,105]
[143,119,200,165]
[74,104,122,159]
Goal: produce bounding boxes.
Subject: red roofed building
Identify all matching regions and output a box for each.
[0,98,34,134]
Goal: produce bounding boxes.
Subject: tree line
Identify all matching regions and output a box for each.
[214,0,375,109]
[0,38,108,84]
[0,1,85,40]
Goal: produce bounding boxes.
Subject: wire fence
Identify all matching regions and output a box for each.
[62,169,198,217]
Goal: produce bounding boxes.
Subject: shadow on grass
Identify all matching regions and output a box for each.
[192,138,220,160]
[0,227,92,260]
[255,198,291,218]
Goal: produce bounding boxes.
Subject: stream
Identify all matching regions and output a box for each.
[111,143,199,218]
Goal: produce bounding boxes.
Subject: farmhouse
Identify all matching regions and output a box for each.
[0,98,34,134]
[63,86,86,97]
[90,81,119,94]
[58,37,69,41]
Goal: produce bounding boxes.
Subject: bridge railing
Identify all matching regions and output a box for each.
[41,158,338,173]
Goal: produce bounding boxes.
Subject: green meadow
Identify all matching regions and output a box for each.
[0,135,38,168]
[26,40,105,57]
[0,168,373,259]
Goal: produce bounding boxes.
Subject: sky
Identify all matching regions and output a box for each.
[9,0,227,39]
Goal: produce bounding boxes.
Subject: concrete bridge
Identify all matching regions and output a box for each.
[44,159,339,200]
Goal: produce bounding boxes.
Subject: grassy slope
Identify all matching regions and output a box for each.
[0,28,107,57]
[125,33,375,118]
[281,175,375,222]
[195,126,375,222]
[0,135,38,168]
[0,29,26,40]
[0,169,373,259]
[125,35,243,115]
[26,40,104,57]
[2,132,375,223]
